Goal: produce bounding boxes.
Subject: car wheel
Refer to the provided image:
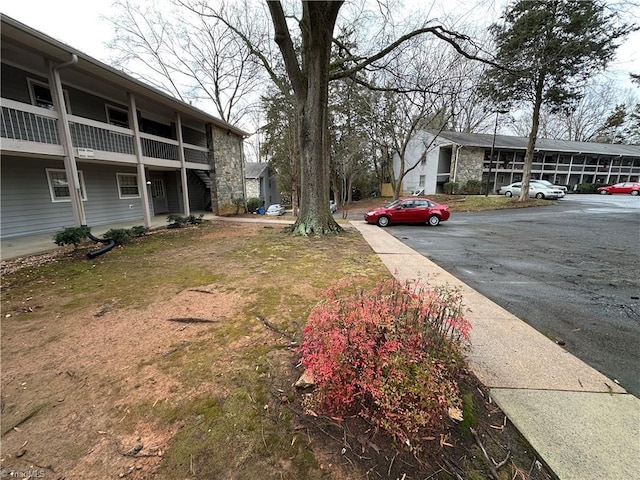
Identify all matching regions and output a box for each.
[600,190,609,195]
[505,191,513,197]
[535,192,544,199]
[631,190,639,196]
[427,215,440,226]
[377,216,390,227]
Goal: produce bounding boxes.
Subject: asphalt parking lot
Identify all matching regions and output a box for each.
[385,194,640,397]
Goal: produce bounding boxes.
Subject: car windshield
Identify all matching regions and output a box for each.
[385,199,401,208]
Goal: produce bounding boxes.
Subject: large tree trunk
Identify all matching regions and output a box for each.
[268,1,343,235]
[520,73,546,201]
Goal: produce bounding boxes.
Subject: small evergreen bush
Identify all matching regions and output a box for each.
[166,214,188,228]
[103,228,133,245]
[102,226,147,245]
[462,179,483,195]
[167,214,204,228]
[186,214,204,225]
[443,182,459,195]
[130,225,148,237]
[298,278,471,444]
[246,197,262,213]
[575,183,597,194]
[53,226,91,248]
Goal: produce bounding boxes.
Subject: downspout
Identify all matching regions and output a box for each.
[48,54,86,226]
[240,136,247,213]
[452,145,463,183]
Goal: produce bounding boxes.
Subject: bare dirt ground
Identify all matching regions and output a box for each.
[2,260,251,478]
[1,220,553,479]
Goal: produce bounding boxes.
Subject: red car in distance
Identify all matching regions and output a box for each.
[596,182,640,196]
[364,198,450,227]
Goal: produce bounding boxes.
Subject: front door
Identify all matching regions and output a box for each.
[152,178,169,214]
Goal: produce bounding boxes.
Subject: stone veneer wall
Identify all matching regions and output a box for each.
[454,146,485,186]
[245,178,260,200]
[207,124,245,215]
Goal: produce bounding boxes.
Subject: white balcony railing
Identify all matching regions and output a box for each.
[1,99,210,166]
[68,115,135,155]
[1,102,60,145]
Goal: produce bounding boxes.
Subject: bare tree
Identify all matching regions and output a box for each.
[107,0,264,125]
[508,77,638,142]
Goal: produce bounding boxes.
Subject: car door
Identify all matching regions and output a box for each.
[411,199,431,223]
[510,183,522,196]
[393,200,414,223]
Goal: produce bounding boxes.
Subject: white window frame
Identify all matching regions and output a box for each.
[418,175,426,187]
[116,173,140,199]
[27,78,71,112]
[106,104,130,128]
[46,168,87,203]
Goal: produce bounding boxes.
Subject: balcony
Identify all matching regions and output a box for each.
[1,99,209,168]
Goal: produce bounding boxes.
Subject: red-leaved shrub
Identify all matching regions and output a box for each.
[298,278,471,443]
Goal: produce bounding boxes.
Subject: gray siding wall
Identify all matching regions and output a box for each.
[1,63,115,122]
[1,64,43,104]
[1,155,144,238]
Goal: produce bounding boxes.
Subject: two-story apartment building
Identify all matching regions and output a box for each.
[1,15,248,240]
[395,130,640,195]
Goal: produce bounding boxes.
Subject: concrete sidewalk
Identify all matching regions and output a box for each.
[350,221,639,480]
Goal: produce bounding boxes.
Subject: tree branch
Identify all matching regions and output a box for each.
[330,25,500,81]
[267,1,305,97]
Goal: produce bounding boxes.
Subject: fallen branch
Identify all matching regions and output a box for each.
[440,456,464,480]
[470,427,503,480]
[257,315,297,342]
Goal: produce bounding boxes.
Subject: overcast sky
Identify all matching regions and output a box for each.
[2,0,639,99]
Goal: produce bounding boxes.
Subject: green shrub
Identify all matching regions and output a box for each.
[462,179,483,195]
[246,197,262,213]
[130,225,148,237]
[53,226,91,249]
[298,278,471,444]
[102,226,148,244]
[167,214,204,228]
[186,214,204,225]
[575,183,597,194]
[102,228,133,245]
[166,214,187,229]
[443,182,459,195]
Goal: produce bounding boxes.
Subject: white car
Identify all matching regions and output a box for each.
[266,204,286,216]
[499,182,564,200]
[530,179,567,194]
[330,200,338,213]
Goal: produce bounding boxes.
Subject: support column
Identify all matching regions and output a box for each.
[128,93,152,227]
[48,58,85,226]
[206,123,219,215]
[175,112,190,216]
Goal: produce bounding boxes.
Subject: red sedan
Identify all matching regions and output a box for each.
[364,198,450,227]
[596,182,640,195]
